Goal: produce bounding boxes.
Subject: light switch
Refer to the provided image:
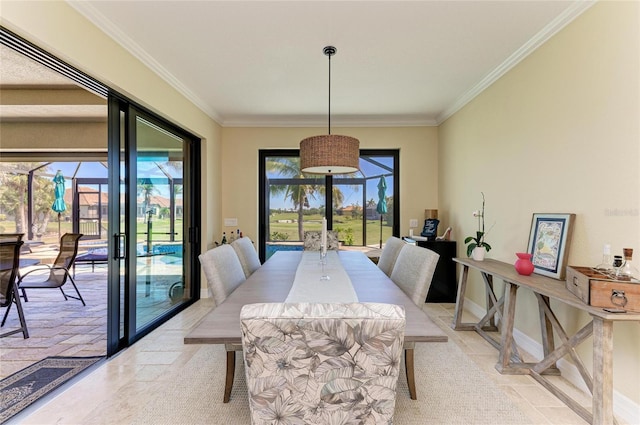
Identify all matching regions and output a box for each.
[409,219,418,228]
[224,218,238,227]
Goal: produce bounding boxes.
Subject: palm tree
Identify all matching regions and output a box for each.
[137,180,156,223]
[267,157,319,240]
[266,157,359,241]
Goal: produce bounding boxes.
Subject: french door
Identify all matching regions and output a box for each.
[107,98,200,354]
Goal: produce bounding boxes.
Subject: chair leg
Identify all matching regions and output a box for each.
[405,348,417,400]
[62,274,86,306]
[59,287,69,301]
[20,287,29,302]
[224,350,236,403]
[1,287,29,339]
[1,302,11,326]
[13,287,29,338]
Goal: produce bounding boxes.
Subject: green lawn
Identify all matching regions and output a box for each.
[269,212,391,246]
[1,218,182,245]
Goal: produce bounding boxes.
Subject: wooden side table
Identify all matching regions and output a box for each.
[452,257,640,425]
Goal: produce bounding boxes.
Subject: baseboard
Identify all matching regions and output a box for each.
[463,298,639,425]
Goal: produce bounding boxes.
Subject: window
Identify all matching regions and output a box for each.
[259,149,399,261]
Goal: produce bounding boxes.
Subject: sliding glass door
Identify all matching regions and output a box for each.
[108,99,200,353]
[259,149,399,262]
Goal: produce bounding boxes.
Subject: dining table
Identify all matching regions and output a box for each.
[184,249,448,401]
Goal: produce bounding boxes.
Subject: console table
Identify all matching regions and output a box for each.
[452,257,640,425]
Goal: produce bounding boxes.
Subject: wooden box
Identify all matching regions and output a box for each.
[566,266,640,312]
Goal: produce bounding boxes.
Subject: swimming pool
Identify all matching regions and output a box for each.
[265,243,303,260]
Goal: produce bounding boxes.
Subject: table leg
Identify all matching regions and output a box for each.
[452,265,469,330]
[224,350,236,403]
[496,282,518,373]
[405,348,417,400]
[592,317,614,425]
[537,295,556,357]
[483,273,496,328]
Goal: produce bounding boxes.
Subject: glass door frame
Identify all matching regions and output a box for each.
[258,149,399,263]
[107,96,201,355]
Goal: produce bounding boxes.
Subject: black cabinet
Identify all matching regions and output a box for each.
[412,240,457,303]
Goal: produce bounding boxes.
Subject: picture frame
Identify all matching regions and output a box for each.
[527,213,575,280]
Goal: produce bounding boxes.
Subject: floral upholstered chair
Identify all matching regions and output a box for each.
[303,230,340,251]
[240,302,406,424]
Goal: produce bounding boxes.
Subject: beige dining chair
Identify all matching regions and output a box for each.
[1,240,29,339]
[389,243,440,399]
[198,244,247,403]
[303,230,340,251]
[18,233,85,306]
[240,302,406,424]
[230,237,261,278]
[377,236,406,277]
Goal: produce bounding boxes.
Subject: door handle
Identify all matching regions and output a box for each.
[114,233,126,260]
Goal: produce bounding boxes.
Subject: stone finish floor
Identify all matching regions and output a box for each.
[0,264,108,379]
[1,263,628,424]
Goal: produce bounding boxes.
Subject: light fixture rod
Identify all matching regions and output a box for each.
[324,46,336,135]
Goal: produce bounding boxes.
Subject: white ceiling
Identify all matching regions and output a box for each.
[10,1,596,127]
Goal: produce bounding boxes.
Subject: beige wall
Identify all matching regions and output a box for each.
[3,0,638,410]
[219,126,438,246]
[1,1,223,295]
[439,2,639,404]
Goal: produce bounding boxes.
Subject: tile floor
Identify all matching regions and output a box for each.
[1,266,619,424]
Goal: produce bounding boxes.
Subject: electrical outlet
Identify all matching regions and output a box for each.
[409,219,418,228]
[224,218,238,227]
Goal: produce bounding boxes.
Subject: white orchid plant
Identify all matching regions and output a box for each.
[464,192,493,257]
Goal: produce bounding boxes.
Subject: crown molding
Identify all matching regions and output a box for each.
[436,0,597,125]
[68,1,223,124]
[220,115,438,128]
[70,0,595,129]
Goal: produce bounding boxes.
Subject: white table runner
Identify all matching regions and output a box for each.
[285,251,359,303]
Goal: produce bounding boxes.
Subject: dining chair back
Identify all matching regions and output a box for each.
[230,237,261,278]
[0,233,24,242]
[199,244,246,306]
[240,302,406,424]
[1,240,29,338]
[390,244,440,306]
[18,233,85,306]
[303,230,340,251]
[199,243,248,403]
[377,236,406,277]
[388,243,440,400]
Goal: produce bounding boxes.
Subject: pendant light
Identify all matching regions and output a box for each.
[300,46,360,175]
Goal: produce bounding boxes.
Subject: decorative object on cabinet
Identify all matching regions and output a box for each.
[527,213,575,279]
[421,209,439,241]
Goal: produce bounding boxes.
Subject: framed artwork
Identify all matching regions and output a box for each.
[527,213,575,279]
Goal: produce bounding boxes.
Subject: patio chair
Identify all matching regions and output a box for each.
[230,237,261,278]
[240,302,406,424]
[1,240,29,338]
[0,233,24,242]
[198,244,247,403]
[377,236,406,277]
[18,233,86,306]
[389,243,440,399]
[303,230,340,251]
